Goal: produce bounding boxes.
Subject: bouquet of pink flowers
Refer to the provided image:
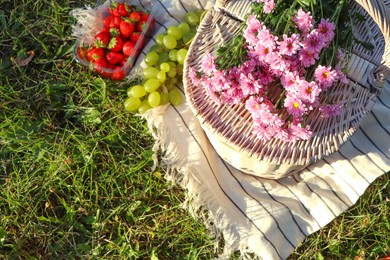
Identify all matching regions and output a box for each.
[188,0,364,142]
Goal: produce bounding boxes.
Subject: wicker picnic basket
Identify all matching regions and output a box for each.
[183,0,390,179]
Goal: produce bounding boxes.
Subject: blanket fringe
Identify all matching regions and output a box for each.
[69,6,98,41]
[141,106,261,259]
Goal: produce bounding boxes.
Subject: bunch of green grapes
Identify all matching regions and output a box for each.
[124,11,202,113]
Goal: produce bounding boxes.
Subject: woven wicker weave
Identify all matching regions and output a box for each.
[183,0,390,179]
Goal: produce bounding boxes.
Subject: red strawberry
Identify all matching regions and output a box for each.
[108,35,124,52]
[119,18,135,38]
[136,20,147,32]
[122,41,135,56]
[129,32,141,43]
[140,12,150,22]
[140,12,154,27]
[103,15,114,28]
[129,11,141,23]
[87,47,105,62]
[106,51,124,65]
[99,26,110,33]
[110,16,122,28]
[94,31,111,47]
[111,68,125,80]
[111,2,129,17]
[94,57,110,77]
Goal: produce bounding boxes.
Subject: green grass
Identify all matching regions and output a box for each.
[0,0,389,259]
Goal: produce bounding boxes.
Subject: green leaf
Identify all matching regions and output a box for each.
[315,252,325,260]
[151,250,159,260]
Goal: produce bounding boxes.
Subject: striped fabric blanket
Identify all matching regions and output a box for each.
[141,0,390,259]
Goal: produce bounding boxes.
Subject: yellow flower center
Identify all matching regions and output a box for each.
[293,102,299,108]
[323,71,329,78]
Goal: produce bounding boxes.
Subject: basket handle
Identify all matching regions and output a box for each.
[354,0,390,86]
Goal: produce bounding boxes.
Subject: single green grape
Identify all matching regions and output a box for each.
[142,67,159,79]
[149,45,161,52]
[144,78,161,92]
[127,87,133,97]
[155,34,165,46]
[124,97,142,111]
[163,35,177,50]
[168,49,178,61]
[160,62,170,72]
[157,71,167,82]
[130,85,146,98]
[185,12,199,26]
[144,51,160,66]
[167,26,183,40]
[176,48,188,65]
[169,88,183,106]
[148,91,161,108]
[138,99,152,114]
[178,22,191,35]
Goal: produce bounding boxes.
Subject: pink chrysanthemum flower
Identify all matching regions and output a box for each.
[320,103,343,117]
[255,66,274,85]
[251,0,275,13]
[252,43,273,61]
[203,76,222,105]
[301,31,326,53]
[273,127,289,141]
[335,67,350,85]
[292,8,314,34]
[239,72,264,96]
[209,70,230,92]
[245,96,264,118]
[256,26,277,49]
[188,67,201,86]
[223,86,244,104]
[252,122,273,141]
[313,65,338,90]
[266,52,287,75]
[281,71,300,92]
[263,0,276,13]
[201,53,216,76]
[278,33,301,56]
[299,49,319,67]
[244,15,263,46]
[284,95,307,118]
[289,120,312,141]
[316,18,335,45]
[297,80,321,104]
[246,97,276,122]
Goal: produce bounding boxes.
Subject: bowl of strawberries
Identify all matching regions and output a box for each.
[73,0,156,80]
